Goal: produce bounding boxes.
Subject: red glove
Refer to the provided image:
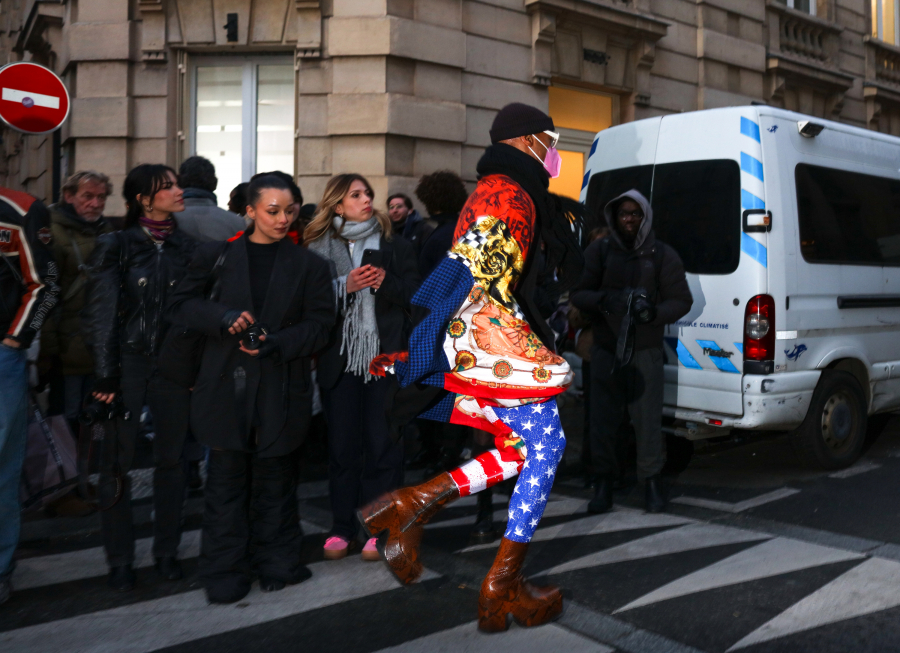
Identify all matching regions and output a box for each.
[369,351,409,376]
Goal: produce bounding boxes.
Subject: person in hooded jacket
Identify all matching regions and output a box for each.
[570,189,692,514]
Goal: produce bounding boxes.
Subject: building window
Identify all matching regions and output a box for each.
[547,86,615,200]
[190,57,294,208]
[775,0,816,15]
[873,0,900,44]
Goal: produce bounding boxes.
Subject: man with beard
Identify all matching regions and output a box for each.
[359,103,586,632]
[42,172,114,437]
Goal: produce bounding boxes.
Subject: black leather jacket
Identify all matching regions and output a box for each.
[83,225,197,381]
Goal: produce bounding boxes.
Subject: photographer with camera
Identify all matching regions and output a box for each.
[570,189,692,514]
[305,174,419,562]
[83,164,197,592]
[166,174,334,604]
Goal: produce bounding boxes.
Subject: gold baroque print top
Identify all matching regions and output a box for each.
[441,175,572,406]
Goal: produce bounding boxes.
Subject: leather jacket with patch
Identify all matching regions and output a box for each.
[83,224,197,381]
[0,187,59,348]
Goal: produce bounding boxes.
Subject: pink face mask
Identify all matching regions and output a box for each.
[528,138,563,179]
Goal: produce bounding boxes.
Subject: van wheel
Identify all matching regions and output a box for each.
[792,370,866,470]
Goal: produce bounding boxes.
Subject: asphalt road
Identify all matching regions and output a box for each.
[5,403,900,653]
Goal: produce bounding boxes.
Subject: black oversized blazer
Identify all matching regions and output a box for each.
[166,230,334,457]
[316,234,420,391]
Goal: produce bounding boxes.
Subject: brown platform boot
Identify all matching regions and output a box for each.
[477,537,563,632]
[357,472,460,585]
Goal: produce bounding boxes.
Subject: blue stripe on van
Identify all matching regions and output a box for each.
[740,117,761,143]
[741,189,765,211]
[665,337,703,370]
[740,152,764,182]
[696,340,741,374]
[734,343,744,354]
[589,138,598,158]
[741,232,768,267]
[582,170,591,190]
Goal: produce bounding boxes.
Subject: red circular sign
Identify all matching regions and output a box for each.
[0,62,70,135]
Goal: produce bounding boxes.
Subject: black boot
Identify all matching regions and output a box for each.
[155,556,183,581]
[645,475,667,513]
[587,477,613,514]
[188,461,203,490]
[470,488,496,544]
[108,564,136,592]
[259,564,312,592]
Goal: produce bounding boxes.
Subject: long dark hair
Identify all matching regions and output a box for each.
[122,164,178,228]
[247,174,292,208]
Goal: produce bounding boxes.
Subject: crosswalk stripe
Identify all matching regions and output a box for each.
[671,488,800,513]
[727,557,900,650]
[458,508,694,553]
[372,620,614,653]
[0,557,434,653]
[537,523,769,578]
[15,521,326,591]
[616,537,864,613]
[426,498,587,530]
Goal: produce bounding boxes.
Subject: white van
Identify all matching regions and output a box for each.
[581,106,900,470]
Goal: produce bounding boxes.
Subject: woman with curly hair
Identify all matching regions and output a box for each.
[416,170,469,278]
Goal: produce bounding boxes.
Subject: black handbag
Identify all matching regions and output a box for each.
[157,244,228,388]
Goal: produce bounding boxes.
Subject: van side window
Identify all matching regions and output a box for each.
[796,164,900,266]
[652,159,741,275]
[586,165,653,220]
[586,160,741,275]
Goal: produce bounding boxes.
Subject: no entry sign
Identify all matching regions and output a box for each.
[0,62,70,135]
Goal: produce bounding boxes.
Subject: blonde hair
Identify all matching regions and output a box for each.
[304,174,392,245]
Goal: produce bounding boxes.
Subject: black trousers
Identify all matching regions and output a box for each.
[589,345,666,480]
[100,354,190,566]
[200,448,302,594]
[322,373,403,539]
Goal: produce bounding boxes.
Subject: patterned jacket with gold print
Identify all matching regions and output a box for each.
[388,173,572,441]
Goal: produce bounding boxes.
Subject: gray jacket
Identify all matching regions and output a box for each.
[174,190,246,243]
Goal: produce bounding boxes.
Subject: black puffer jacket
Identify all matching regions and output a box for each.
[571,189,692,353]
[83,225,197,381]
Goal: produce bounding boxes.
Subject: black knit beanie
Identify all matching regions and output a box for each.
[489,103,555,144]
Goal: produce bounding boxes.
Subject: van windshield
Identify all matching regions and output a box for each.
[586,159,742,275]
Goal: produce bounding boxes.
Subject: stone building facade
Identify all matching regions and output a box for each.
[2,0,900,215]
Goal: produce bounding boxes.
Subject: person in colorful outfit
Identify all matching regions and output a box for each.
[0,187,59,607]
[359,103,585,632]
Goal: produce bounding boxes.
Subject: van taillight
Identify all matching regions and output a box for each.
[743,294,775,373]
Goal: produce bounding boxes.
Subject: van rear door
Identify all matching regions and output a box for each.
[652,109,768,416]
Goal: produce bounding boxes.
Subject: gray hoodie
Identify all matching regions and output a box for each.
[605,189,653,252]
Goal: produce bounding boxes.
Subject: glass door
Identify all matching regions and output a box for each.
[191,57,295,209]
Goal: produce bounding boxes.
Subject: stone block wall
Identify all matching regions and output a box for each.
[1,0,899,213]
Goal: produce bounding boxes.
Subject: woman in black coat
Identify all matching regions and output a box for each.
[166,174,334,604]
[305,173,419,561]
[84,164,197,592]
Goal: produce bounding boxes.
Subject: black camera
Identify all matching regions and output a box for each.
[79,396,132,426]
[630,290,656,325]
[241,323,269,351]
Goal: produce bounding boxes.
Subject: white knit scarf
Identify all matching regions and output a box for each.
[308,216,382,380]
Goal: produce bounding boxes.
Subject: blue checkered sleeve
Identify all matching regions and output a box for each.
[394,256,473,388]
